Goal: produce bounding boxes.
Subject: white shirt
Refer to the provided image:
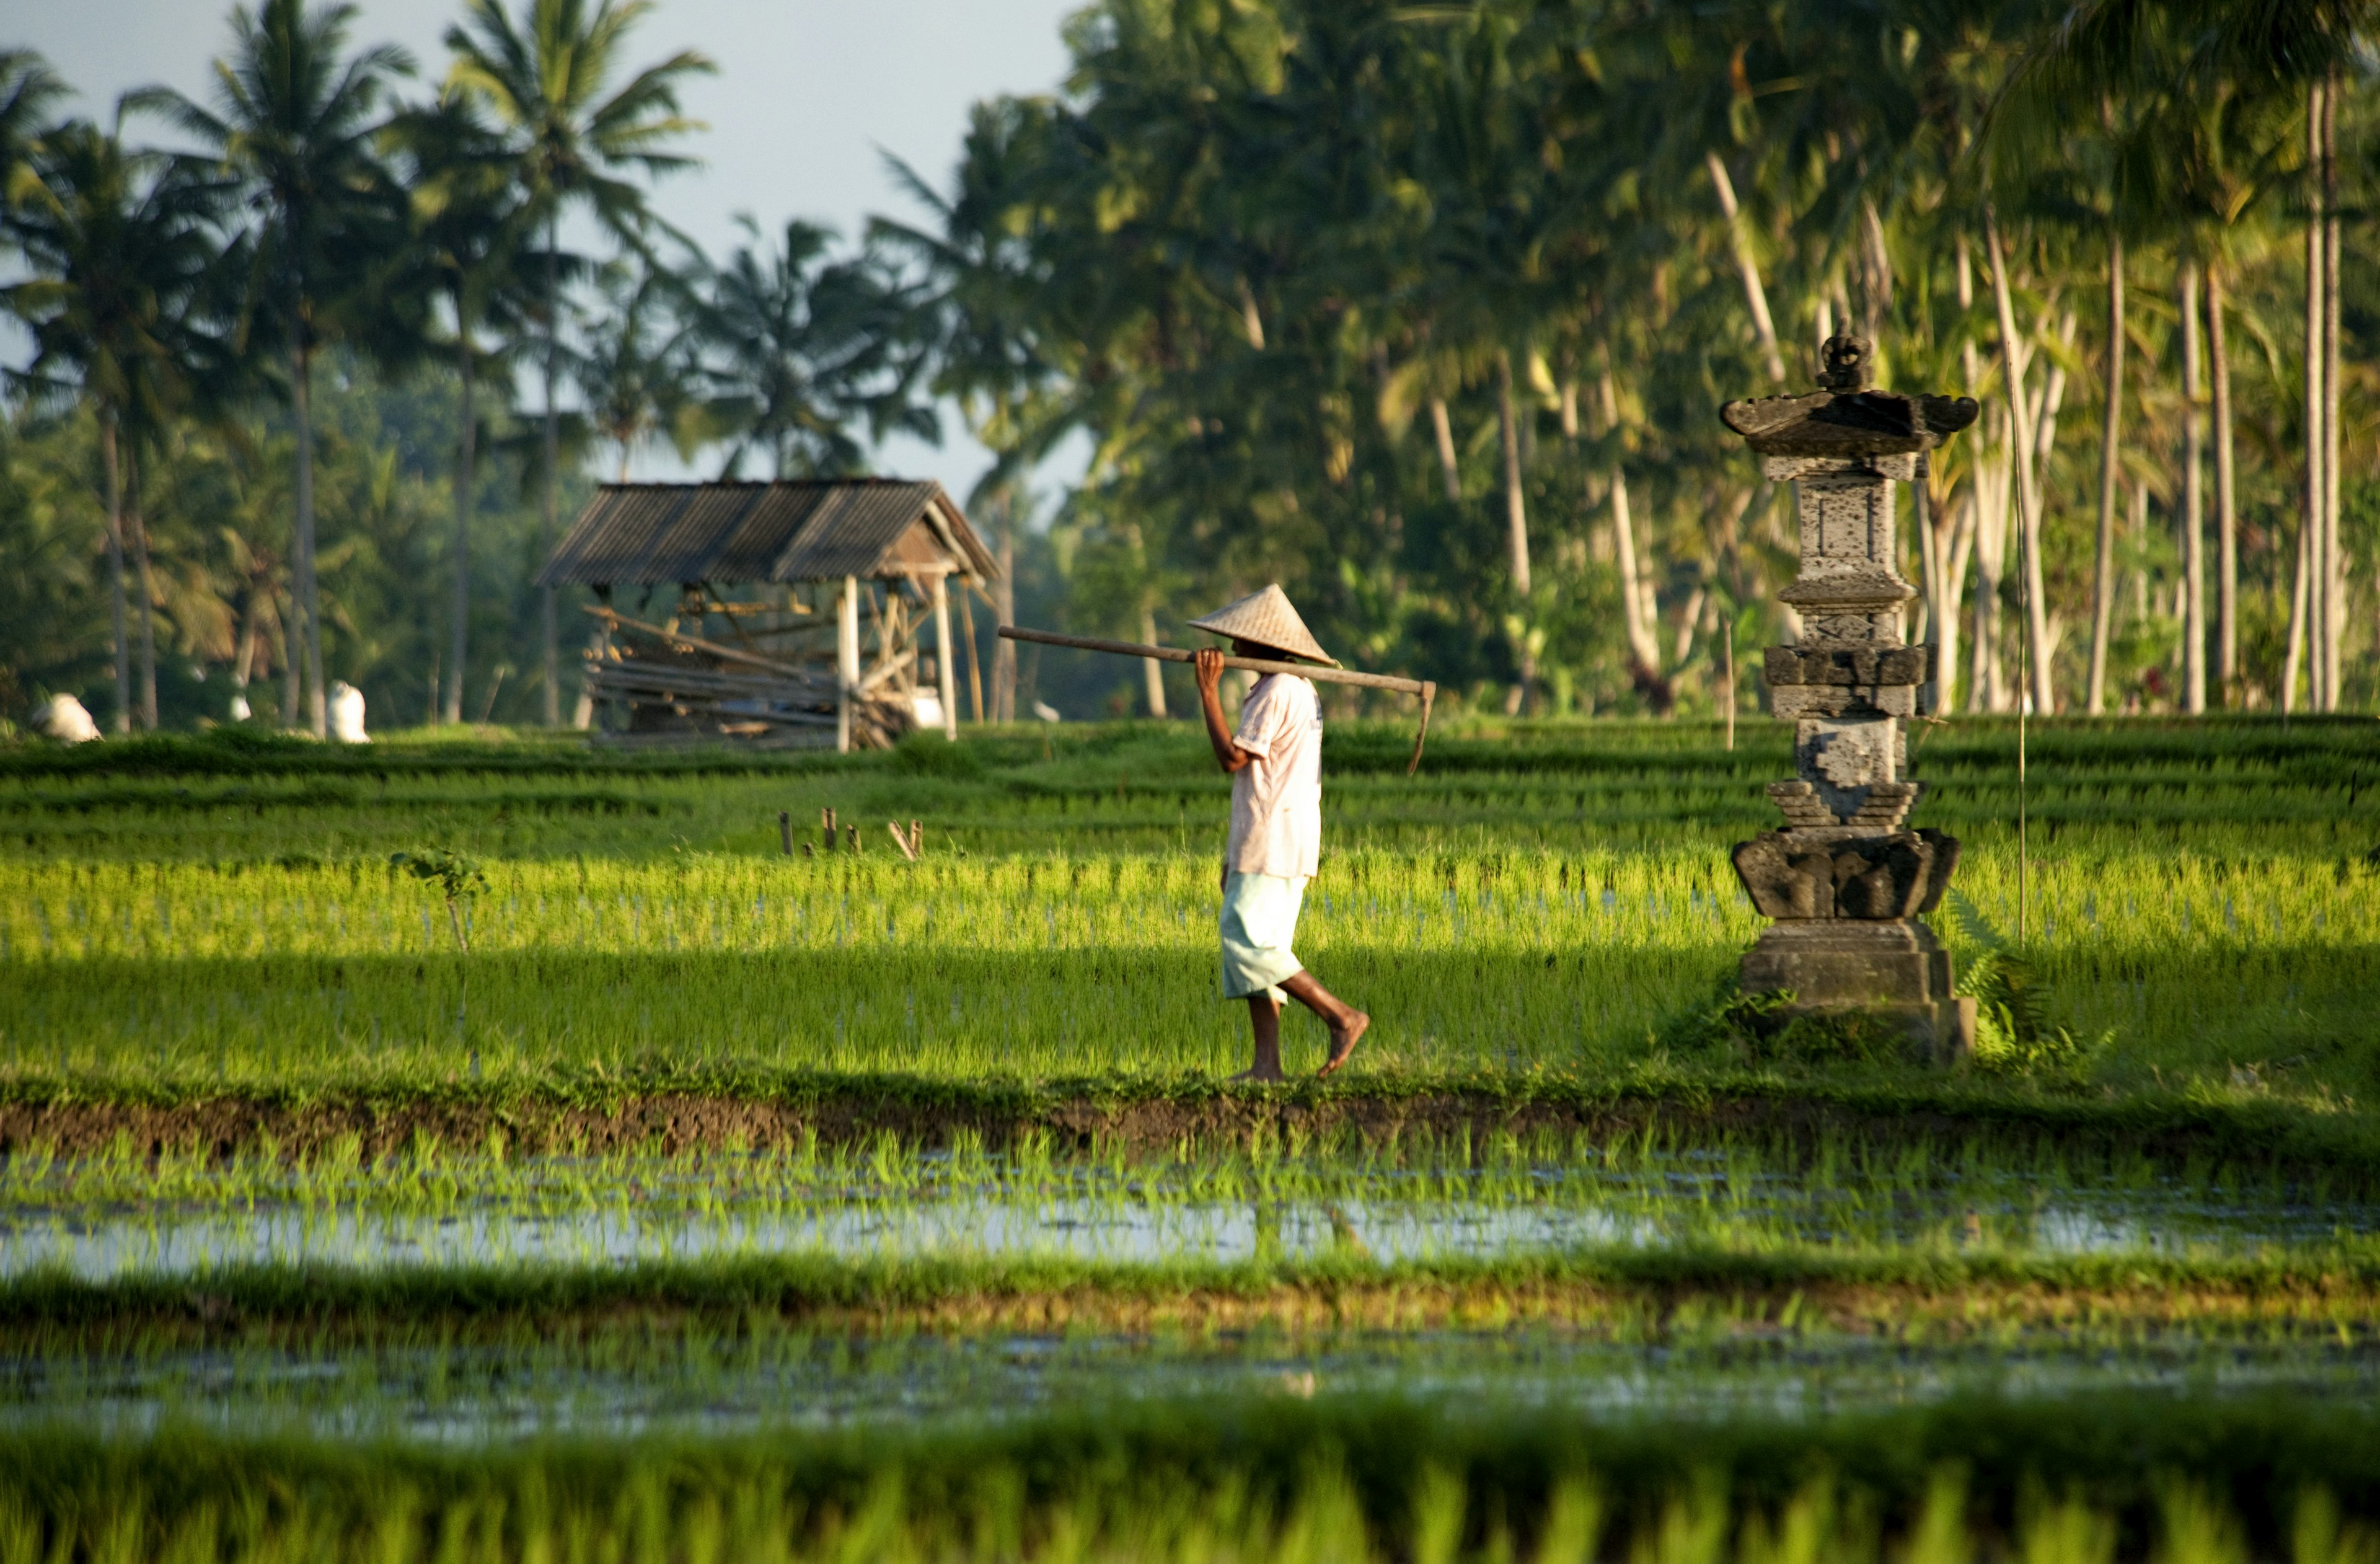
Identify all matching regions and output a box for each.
[1225,673,1323,880]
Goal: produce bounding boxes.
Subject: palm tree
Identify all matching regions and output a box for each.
[138,0,410,739]
[388,92,531,725]
[0,51,63,194]
[875,100,1077,725]
[572,254,694,479]
[688,218,938,479]
[442,0,711,725]
[3,114,224,733]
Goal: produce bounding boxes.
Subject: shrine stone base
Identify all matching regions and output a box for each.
[1740,919,1976,1062]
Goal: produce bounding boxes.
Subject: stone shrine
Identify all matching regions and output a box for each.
[1718,336,1981,1057]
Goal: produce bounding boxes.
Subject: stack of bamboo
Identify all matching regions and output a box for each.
[583,603,915,750]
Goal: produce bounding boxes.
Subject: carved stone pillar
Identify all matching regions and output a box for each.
[1718,337,1981,1058]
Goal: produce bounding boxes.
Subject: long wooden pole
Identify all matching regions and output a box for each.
[997,625,1438,772]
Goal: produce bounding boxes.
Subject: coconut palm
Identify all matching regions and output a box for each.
[136,0,411,738]
[0,51,63,196]
[3,115,226,733]
[687,218,938,480]
[387,92,532,724]
[571,253,697,479]
[441,0,711,724]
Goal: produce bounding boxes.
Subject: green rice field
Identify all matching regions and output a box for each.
[3,715,2379,1560]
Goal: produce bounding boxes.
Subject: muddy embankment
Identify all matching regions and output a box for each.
[1,1087,2370,1175]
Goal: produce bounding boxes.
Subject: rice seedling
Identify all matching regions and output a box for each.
[4,1388,2380,1561]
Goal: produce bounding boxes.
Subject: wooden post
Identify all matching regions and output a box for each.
[932,573,958,741]
[836,574,860,753]
[778,811,793,855]
[822,806,837,853]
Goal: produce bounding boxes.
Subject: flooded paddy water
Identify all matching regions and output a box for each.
[4,1133,2371,1279]
[7,1133,2378,1449]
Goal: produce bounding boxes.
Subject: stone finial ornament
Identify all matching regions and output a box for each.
[1718,337,1980,1058]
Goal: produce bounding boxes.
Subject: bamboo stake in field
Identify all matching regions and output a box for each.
[996,626,1438,774]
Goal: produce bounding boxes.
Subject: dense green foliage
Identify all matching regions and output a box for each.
[6,0,2378,735]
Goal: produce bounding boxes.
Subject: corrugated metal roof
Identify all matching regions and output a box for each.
[536,480,999,587]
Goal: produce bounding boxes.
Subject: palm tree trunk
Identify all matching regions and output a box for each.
[1915,472,1944,709]
[2208,261,2237,698]
[98,413,131,735]
[1429,397,1460,501]
[1936,488,1972,708]
[281,581,301,728]
[1495,351,1530,595]
[231,586,262,721]
[2089,232,2125,714]
[1984,209,2055,714]
[292,331,326,738]
[446,312,475,726]
[2303,78,2327,711]
[2283,513,2311,712]
[2322,69,2343,709]
[2179,261,2207,714]
[1595,366,1662,686]
[1139,605,1168,718]
[540,227,562,727]
[126,452,157,731]
[991,489,1016,723]
[1609,461,1660,681]
[1705,151,1786,382]
[1496,349,1533,711]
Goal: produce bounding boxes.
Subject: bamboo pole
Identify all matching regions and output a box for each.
[997,626,1438,772]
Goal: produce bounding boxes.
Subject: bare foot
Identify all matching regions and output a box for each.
[1317,1011,1370,1078]
[1228,1065,1286,1084]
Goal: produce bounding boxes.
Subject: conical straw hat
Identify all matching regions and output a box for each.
[1187,585,1339,668]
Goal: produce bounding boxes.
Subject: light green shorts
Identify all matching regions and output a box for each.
[1219,870,1307,1002]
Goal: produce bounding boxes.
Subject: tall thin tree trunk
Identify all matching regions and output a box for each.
[991,490,1016,723]
[540,228,562,727]
[2207,263,2237,697]
[2283,515,2311,712]
[98,413,131,735]
[1915,472,1944,709]
[2304,79,2328,711]
[1611,464,1660,680]
[2179,261,2207,714]
[126,453,157,731]
[1140,606,1168,718]
[281,582,301,728]
[231,586,262,721]
[1598,367,1662,684]
[2323,71,2343,709]
[1956,234,2000,714]
[1428,397,1461,501]
[1937,488,1972,708]
[1984,209,2055,714]
[2089,234,2125,714]
[1495,351,1531,596]
[1971,405,2009,714]
[446,314,475,725]
[1496,349,1533,712]
[1706,151,1786,382]
[292,330,326,738]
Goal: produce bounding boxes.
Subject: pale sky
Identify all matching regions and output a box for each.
[9,0,1084,500]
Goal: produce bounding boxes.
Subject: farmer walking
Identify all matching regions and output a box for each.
[1189,586,1370,1081]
